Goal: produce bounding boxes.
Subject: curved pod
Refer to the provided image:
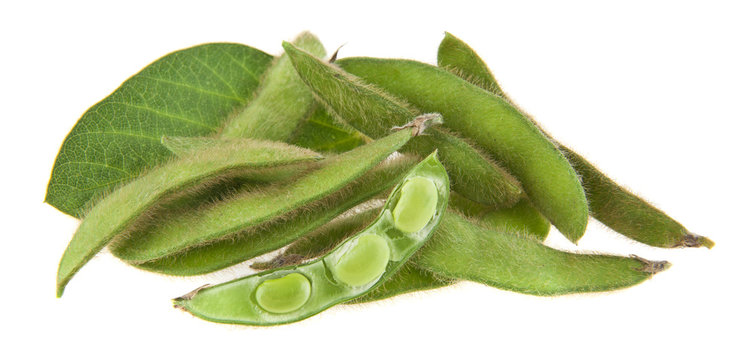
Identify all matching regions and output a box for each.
[283,42,522,208]
[337,57,588,241]
[436,32,712,249]
[173,152,450,325]
[55,141,321,297]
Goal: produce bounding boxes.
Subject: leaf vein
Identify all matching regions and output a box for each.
[108,102,217,131]
[187,53,241,98]
[134,74,244,101]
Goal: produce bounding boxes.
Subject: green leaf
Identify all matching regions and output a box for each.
[45,43,273,217]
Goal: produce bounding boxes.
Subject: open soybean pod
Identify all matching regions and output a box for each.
[437,32,713,249]
[122,156,420,276]
[219,31,326,140]
[173,151,450,325]
[260,193,549,304]
[249,205,455,304]
[336,57,589,241]
[283,41,523,208]
[109,126,423,264]
[55,140,322,297]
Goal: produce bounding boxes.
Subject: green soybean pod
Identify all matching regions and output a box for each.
[55,140,322,297]
[337,57,589,241]
[109,122,426,263]
[437,32,505,97]
[173,152,450,325]
[219,32,326,140]
[248,205,455,303]
[288,104,369,154]
[448,191,550,240]
[415,211,668,296]
[283,42,523,208]
[260,193,547,304]
[123,156,420,275]
[437,32,712,249]
[563,150,713,248]
[481,198,551,240]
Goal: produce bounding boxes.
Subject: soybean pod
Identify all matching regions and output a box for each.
[262,193,550,303]
[564,151,713,248]
[283,42,523,208]
[289,104,368,153]
[415,212,668,296]
[249,205,455,304]
[173,151,450,325]
[55,140,322,297]
[109,123,427,263]
[337,57,589,241]
[437,32,712,249]
[219,32,326,140]
[123,156,419,275]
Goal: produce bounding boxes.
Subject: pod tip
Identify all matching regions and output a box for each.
[679,233,715,249]
[630,255,671,275]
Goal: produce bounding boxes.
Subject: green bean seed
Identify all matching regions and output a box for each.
[173,152,450,325]
[55,140,322,297]
[337,57,589,241]
[110,126,421,263]
[283,42,523,208]
[255,273,312,313]
[220,32,326,140]
[393,177,439,233]
[438,32,712,248]
[331,233,391,286]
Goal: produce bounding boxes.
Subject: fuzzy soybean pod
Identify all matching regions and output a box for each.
[448,191,550,240]
[415,211,669,295]
[283,42,523,208]
[109,124,425,263]
[173,152,450,325]
[120,156,420,276]
[337,57,589,241]
[437,32,713,249]
[219,31,326,140]
[289,104,368,153]
[55,140,322,297]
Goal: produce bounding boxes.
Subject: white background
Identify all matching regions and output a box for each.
[2,0,750,358]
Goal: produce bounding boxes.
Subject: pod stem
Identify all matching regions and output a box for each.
[630,255,671,275]
[392,113,443,136]
[679,233,715,249]
[328,44,346,63]
[173,284,211,302]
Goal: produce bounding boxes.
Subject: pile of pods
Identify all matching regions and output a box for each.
[48,32,713,326]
